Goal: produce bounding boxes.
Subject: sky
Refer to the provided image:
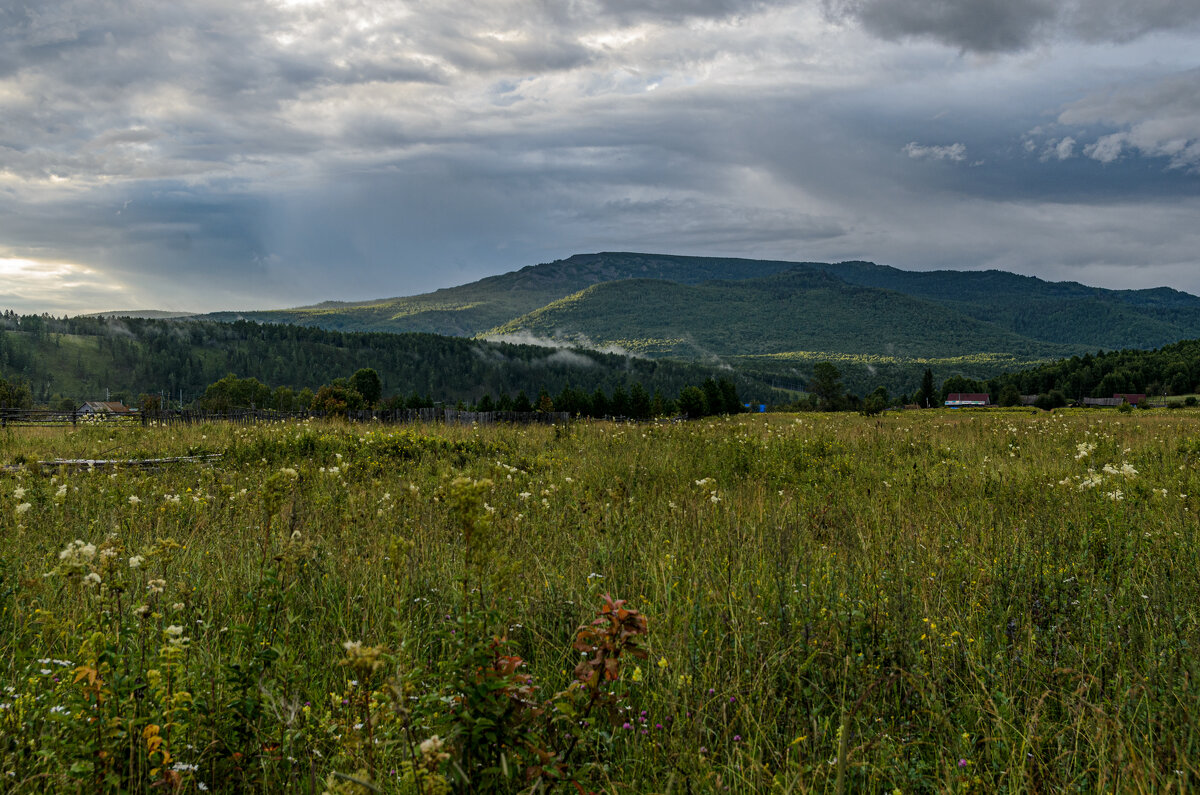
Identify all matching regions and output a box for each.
[2,0,1200,315]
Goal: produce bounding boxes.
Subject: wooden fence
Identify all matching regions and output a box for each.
[0,408,571,428]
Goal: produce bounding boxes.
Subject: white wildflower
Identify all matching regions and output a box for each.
[84,572,101,586]
[129,555,145,569]
[147,579,166,594]
[128,495,141,506]
[15,503,31,515]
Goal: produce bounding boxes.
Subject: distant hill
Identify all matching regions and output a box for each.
[0,312,781,407]
[82,310,198,320]
[194,252,1200,357]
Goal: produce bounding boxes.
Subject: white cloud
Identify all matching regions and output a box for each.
[903,141,967,161]
[1084,133,1126,163]
[1061,67,1200,169]
[1046,136,1075,160]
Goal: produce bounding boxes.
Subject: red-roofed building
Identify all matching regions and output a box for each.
[944,393,990,408]
[1113,393,1146,406]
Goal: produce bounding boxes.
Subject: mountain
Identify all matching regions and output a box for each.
[194,252,1200,356]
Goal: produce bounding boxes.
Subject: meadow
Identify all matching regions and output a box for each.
[2,409,1200,793]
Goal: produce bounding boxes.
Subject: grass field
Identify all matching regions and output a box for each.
[3,409,1200,792]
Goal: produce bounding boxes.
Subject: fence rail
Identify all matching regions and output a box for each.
[0,407,571,428]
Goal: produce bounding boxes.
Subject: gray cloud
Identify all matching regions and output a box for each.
[825,0,1200,53]
[1,0,1200,314]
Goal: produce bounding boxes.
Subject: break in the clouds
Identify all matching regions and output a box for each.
[1,0,1199,314]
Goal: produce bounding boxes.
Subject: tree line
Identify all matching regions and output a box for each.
[0,311,780,409]
[191,370,745,419]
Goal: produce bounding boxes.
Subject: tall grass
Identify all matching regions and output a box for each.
[2,409,1199,791]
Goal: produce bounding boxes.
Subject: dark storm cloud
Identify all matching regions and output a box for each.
[825,0,1200,53]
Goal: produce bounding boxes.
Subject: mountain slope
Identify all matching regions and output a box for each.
[813,261,1200,349]
[486,269,1074,360]
[196,253,810,335]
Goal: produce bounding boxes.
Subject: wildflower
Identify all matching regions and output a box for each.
[55,485,67,499]
[630,666,643,682]
[134,604,151,618]
[341,640,385,674]
[958,759,968,768]
[148,579,166,594]
[12,487,26,500]
[657,656,669,669]
[128,495,141,506]
[84,572,102,586]
[418,735,450,764]
[129,555,145,568]
[172,603,184,611]
[15,503,31,515]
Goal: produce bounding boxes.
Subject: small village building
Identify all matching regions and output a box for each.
[1082,393,1147,408]
[77,401,134,416]
[944,393,989,408]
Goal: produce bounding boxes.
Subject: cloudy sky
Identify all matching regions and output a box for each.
[3,0,1200,314]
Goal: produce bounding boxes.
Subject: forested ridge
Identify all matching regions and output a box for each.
[0,312,782,407]
[985,338,1200,400]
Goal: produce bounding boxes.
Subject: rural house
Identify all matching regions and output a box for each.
[77,401,134,416]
